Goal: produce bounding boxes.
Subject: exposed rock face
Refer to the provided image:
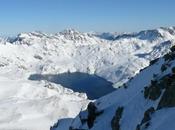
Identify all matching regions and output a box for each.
[144,80,161,100]
[141,107,155,125]
[158,81,175,109]
[87,102,98,128]
[111,107,124,130]
[87,102,103,128]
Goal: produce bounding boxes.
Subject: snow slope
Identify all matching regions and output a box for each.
[6,27,175,86]
[70,40,175,130]
[0,27,175,129]
[0,78,88,130]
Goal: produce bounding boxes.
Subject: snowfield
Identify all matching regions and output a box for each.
[0,77,88,130]
[70,31,175,130]
[0,27,175,130]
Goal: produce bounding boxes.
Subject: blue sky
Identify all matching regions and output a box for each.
[0,0,175,35]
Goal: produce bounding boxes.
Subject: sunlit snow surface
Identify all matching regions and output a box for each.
[71,50,175,130]
[0,27,175,129]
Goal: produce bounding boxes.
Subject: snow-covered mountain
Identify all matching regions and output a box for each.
[67,32,175,130]
[0,27,175,130]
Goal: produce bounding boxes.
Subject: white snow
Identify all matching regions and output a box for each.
[71,34,175,130]
[0,27,175,130]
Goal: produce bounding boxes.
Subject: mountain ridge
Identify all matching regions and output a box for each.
[0,26,175,130]
[66,37,175,130]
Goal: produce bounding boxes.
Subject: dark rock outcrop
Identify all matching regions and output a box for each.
[111,106,124,130]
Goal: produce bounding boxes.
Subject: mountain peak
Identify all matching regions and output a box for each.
[58,28,92,42]
[60,28,81,35]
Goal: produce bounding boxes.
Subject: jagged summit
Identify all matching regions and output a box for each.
[59,28,81,35]
[58,28,95,42]
[7,26,175,45]
[9,29,98,44]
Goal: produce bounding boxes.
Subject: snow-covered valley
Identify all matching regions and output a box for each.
[0,27,175,130]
